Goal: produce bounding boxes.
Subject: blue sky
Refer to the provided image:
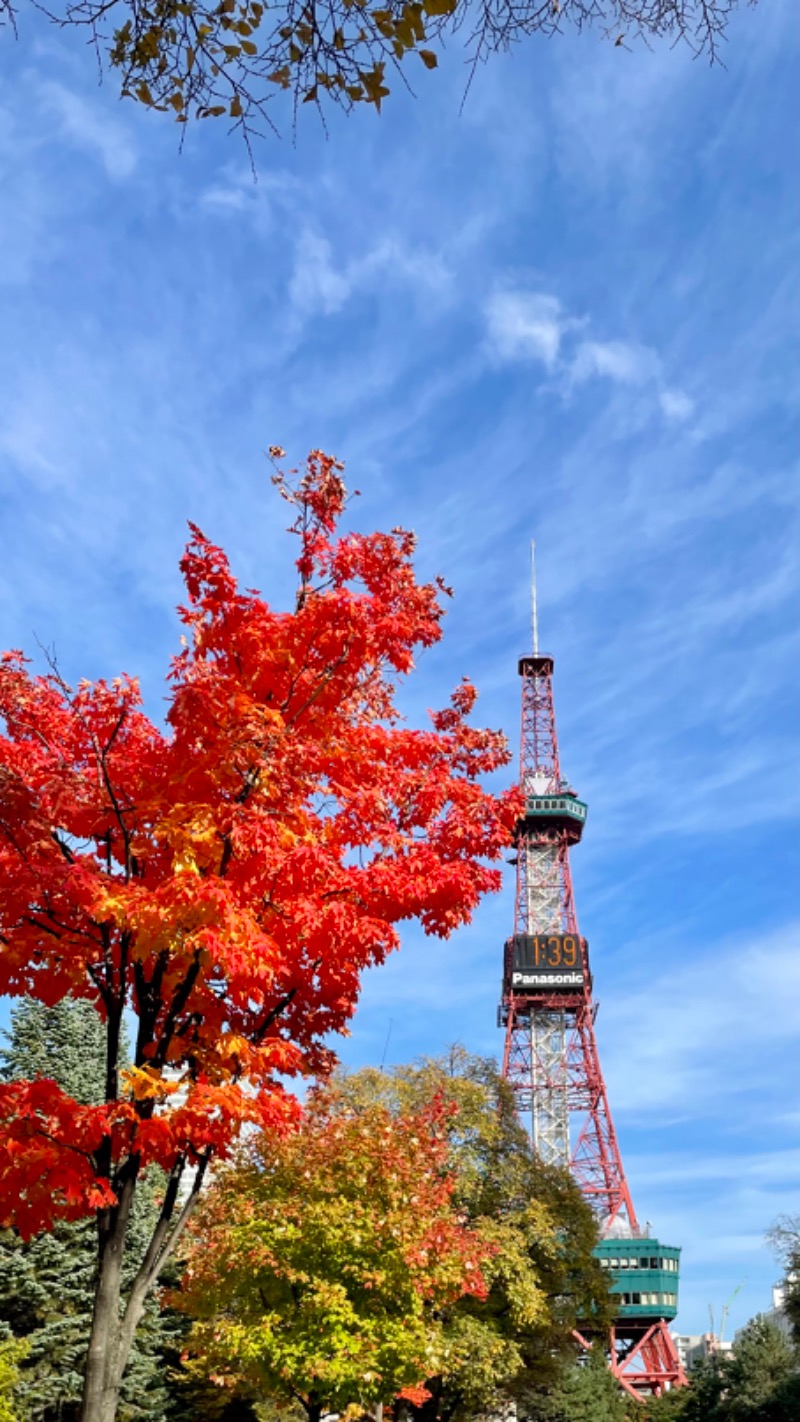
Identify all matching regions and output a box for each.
[1,0,798,1342]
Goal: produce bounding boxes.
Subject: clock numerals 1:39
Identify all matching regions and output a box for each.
[532,934,578,968]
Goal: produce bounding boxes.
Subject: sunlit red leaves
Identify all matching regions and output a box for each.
[0,449,519,1236]
[0,1079,116,1238]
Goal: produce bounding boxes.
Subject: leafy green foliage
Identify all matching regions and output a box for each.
[0,1339,28,1422]
[329,1048,615,1420]
[0,0,750,140]
[176,1085,494,1418]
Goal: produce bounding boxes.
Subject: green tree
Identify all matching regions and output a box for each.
[0,0,752,142]
[524,1345,629,1422]
[0,1340,28,1422]
[0,999,172,1422]
[641,1357,726,1422]
[176,1087,496,1421]
[643,1327,800,1422]
[767,1215,800,1349]
[330,1049,614,1420]
[724,1318,800,1421]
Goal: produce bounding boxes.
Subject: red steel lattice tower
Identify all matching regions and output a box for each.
[499,549,686,1399]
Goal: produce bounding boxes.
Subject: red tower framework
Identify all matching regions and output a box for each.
[499,558,686,1399]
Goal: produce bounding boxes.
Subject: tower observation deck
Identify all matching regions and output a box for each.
[498,549,686,1399]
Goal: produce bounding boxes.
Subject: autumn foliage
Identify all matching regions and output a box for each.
[177,1089,494,1415]
[0,450,518,1416]
[174,1052,616,1421]
[0,0,745,145]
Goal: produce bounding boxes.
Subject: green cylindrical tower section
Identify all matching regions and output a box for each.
[519,791,588,843]
[593,1237,682,1322]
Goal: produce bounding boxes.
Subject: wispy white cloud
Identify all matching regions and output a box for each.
[483,288,696,421]
[201,183,252,213]
[599,922,800,1117]
[289,230,351,316]
[38,81,137,180]
[484,291,573,367]
[660,387,695,421]
[0,391,63,483]
[356,237,451,296]
[571,337,659,385]
[288,228,452,321]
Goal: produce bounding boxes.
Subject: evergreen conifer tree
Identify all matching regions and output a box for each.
[642,1355,726,1421]
[724,1317,800,1421]
[0,998,173,1421]
[524,1345,629,1422]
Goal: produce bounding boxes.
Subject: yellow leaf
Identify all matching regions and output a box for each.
[360,64,390,110]
[419,48,437,68]
[241,38,258,54]
[230,93,243,116]
[121,1065,180,1101]
[407,2,425,40]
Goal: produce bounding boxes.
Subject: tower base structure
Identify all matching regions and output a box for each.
[575,1319,686,1399]
[610,1319,687,1398]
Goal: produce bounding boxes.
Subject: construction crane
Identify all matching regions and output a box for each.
[709,1279,746,1348]
[720,1279,746,1346]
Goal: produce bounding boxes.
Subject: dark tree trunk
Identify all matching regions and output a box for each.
[78,1175,135,1422]
[409,1377,443,1422]
[306,1395,324,1422]
[78,1153,206,1422]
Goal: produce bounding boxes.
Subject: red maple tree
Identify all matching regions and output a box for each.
[0,451,519,1422]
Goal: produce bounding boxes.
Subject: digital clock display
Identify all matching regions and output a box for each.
[506,933,586,991]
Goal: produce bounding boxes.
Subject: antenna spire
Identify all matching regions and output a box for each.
[531,539,539,655]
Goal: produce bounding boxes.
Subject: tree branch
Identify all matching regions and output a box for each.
[116,1153,210,1377]
[151,949,203,1069]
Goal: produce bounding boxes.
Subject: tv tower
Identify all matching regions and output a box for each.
[499,545,686,1399]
